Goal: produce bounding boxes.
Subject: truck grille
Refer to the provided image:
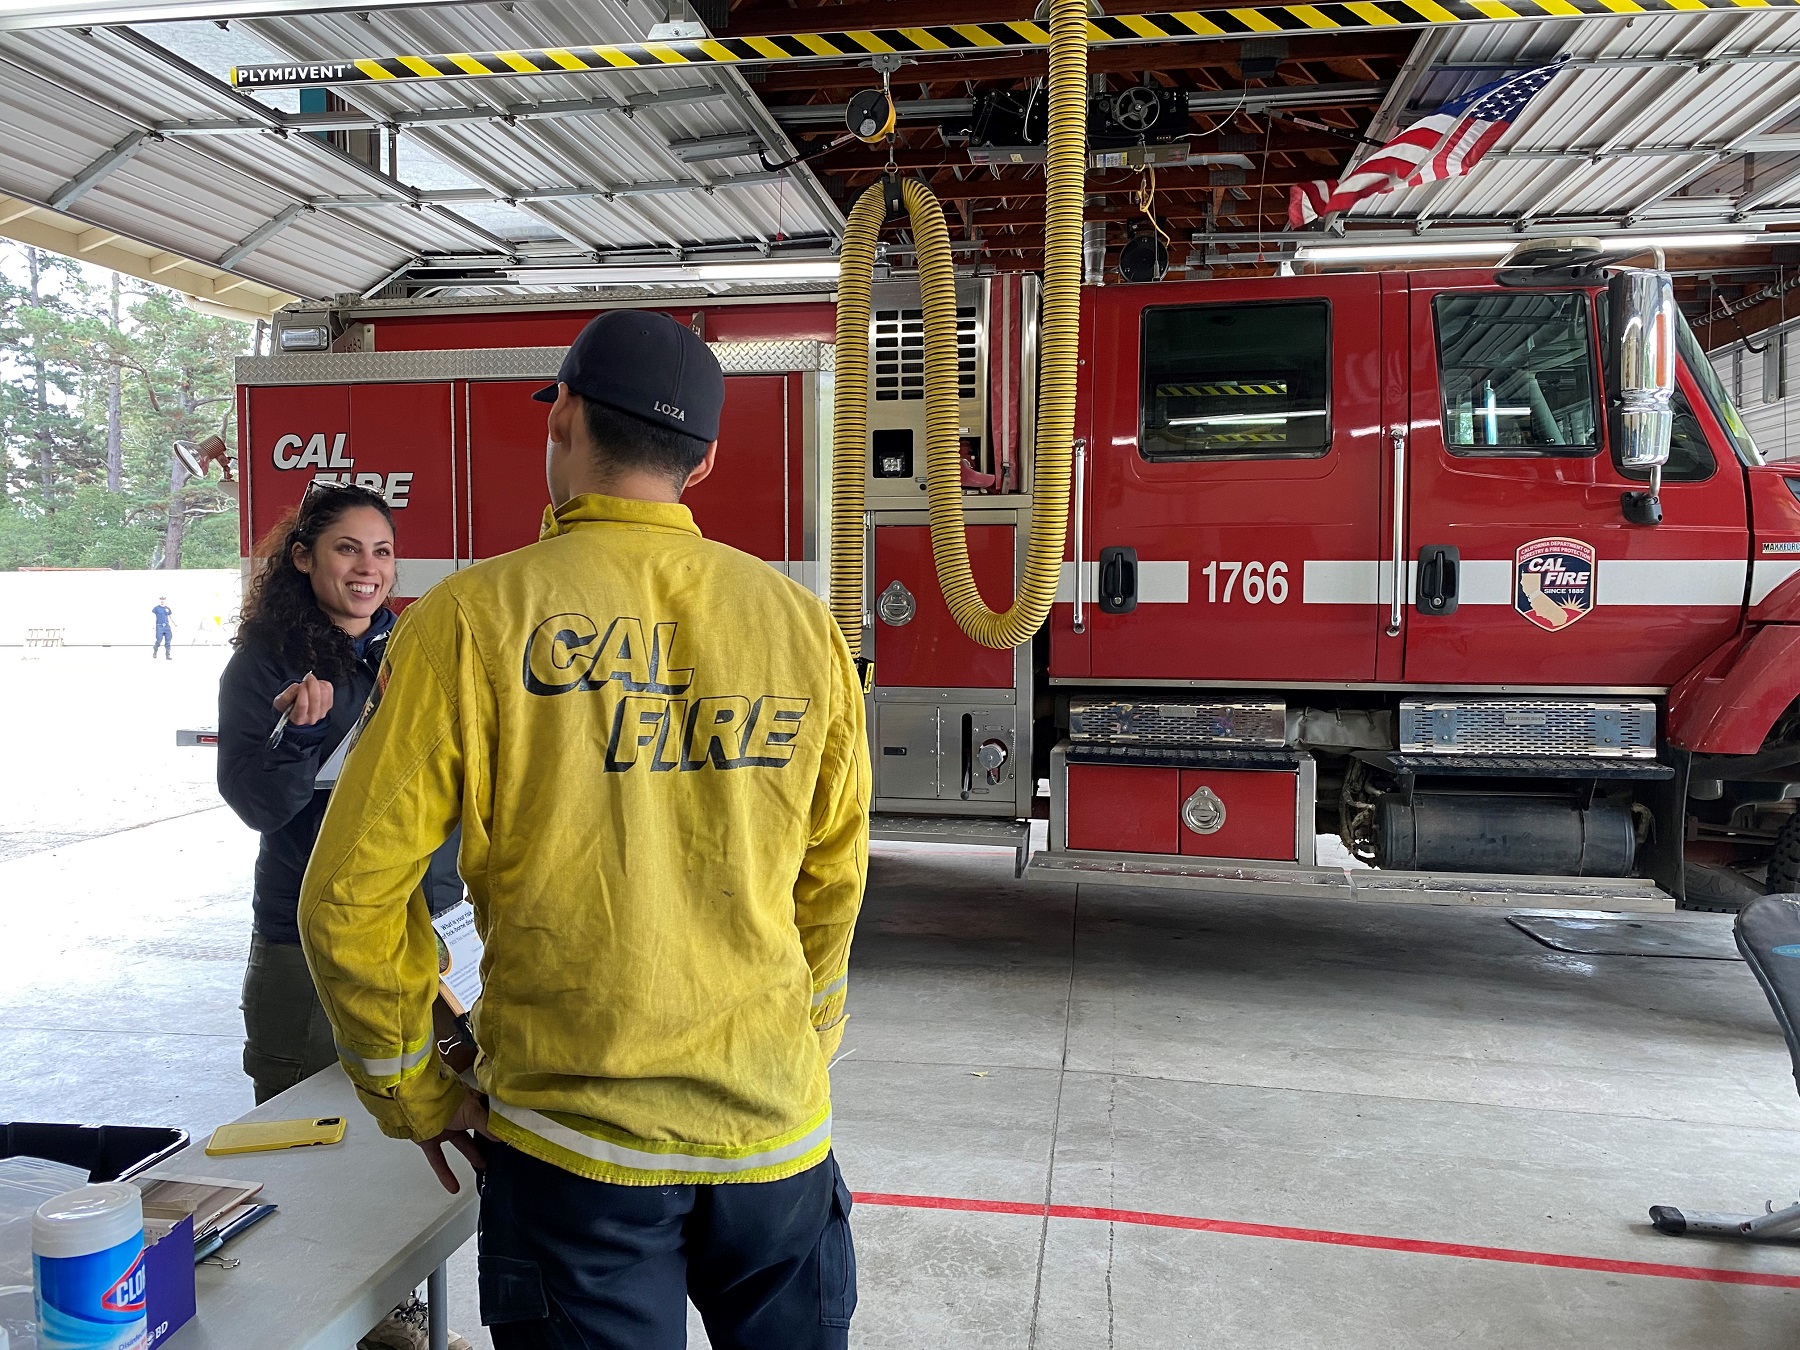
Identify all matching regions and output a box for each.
[1069,699,1286,748]
[1398,698,1657,759]
[873,306,978,403]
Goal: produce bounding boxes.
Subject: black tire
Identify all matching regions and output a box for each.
[1680,860,1765,913]
[1768,812,1800,895]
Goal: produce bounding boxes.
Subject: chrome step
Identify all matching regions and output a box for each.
[870,813,1034,877]
[1027,850,1673,911]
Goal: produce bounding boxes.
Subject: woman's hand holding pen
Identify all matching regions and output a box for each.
[269,672,333,747]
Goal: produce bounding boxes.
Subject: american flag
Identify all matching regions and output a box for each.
[1288,60,1565,229]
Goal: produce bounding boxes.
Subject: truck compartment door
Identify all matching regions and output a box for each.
[465,373,812,583]
[244,381,456,602]
[1402,282,1749,687]
[682,374,807,583]
[1053,275,1387,683]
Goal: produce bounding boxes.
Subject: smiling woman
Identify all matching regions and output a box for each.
[213,480,472,1350]
[240,482,397,667]
[217,482,406,1103]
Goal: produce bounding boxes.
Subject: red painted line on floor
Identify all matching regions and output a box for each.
[851,1192,1800,1290]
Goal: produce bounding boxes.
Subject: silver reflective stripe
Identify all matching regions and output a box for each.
[811,973,847,1007]
[337,1039,431,1078]
[493,1100,832,1175]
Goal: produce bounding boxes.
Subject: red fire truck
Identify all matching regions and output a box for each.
[234,250,1800,911]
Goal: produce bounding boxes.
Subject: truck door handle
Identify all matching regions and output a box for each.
[1416,545,1460,616]
[1098,546,1138,614]
[1071,438,1088,634]
[1386,426,1406,638]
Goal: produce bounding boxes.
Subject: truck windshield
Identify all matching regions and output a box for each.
[1676,312,1763,466]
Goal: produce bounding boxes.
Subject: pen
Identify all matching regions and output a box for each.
[267,672,314,749]
[194,1203,278,1263]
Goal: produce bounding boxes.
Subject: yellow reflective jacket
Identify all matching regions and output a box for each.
[298,493,871,1186]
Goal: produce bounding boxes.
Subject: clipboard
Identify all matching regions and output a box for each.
[430,901,483,1078]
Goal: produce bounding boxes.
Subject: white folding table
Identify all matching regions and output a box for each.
[157,1066,476,1350]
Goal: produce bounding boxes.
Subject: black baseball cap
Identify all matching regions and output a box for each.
[533,310,724,443]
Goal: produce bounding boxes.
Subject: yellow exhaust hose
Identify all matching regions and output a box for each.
[830,0,1089,655]
[828,185,886,661]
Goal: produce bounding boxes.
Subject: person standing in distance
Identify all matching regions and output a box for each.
[299,310,871,1350]
[152,596,173,659]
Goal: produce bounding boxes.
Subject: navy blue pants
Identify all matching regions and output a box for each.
[153,629,172,657]
[478,1140,856,1350]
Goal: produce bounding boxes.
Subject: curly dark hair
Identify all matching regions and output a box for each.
[235,483,396,681]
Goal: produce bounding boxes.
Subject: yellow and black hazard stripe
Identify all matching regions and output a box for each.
[231,0,1800,89]
[1156,380,1289,397]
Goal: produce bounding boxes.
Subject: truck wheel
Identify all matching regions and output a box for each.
[1680,861,1765,913]
[1767,812,1800,895]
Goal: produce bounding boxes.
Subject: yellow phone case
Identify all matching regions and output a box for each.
[204,1116,347,1156]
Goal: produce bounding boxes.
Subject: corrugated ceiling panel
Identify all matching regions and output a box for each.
[237,0,839,254]
[0,58,124,203]
[1354,11,1800,227]
[0,25,430,295]
[0,0,838,298]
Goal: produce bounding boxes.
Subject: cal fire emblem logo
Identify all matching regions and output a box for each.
[1514,537,1596,632]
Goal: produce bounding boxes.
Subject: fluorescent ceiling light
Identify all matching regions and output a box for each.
[506,260,839,287]
[1295,241,1511,262]
[1296,231,1762,263]
[1608,232,1760,250]
[693,261,840,281]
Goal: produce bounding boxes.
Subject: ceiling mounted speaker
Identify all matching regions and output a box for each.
[1119,231,1169,284]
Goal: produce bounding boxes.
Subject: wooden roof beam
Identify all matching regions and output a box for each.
[873,165,1320,198]
[724,0,1299,37]
[752,34,1410,94]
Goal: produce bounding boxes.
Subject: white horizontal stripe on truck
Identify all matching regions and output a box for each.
[392,557,457,598]
[1055,561,1188,604]
[772,560,826,596]
[1751,559,1800,606]
[1302,559,1745,606]
[391,554,1752,608]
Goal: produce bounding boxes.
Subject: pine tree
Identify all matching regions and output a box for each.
[0,242,251,569]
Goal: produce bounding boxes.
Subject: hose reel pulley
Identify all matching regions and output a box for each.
[844,87,896,143]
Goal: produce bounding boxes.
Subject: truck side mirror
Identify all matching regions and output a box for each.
[1608,269,1676,526]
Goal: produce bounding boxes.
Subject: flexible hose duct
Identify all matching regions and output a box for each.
[829,0,1088,655]
[828,186,886,660]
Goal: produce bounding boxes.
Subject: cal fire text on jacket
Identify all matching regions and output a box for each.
[522,612,810,772]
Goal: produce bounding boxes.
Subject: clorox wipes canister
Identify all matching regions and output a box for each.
[31,1184,148,1350]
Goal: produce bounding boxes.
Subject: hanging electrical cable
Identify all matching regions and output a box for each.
[830,0,1089,657]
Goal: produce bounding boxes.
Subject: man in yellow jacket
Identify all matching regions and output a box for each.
[299,310,870,1349]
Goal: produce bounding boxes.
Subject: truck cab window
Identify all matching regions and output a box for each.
[1677,311,1762,466]
[1629,388,1717,482]
[1435,292,1598,456]
[1140,301,1331,461]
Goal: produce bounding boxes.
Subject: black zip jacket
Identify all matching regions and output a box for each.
[217,611,460,943]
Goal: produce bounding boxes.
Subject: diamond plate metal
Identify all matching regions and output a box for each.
[1398,698,1658,759]
[237,339,830,386]
[714,340,832,374]
[323,285,837,316]
[1069,698,1287,748]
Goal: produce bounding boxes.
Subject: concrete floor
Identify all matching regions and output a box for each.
[6,649,1800,1345]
